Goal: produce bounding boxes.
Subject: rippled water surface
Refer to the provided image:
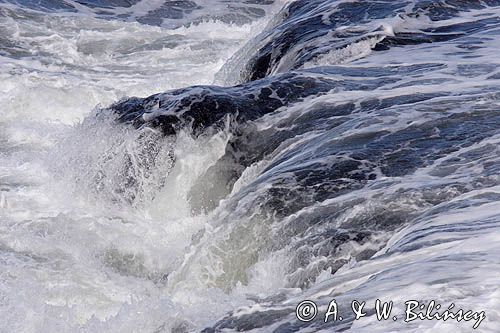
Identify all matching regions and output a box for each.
[1,0,500,332]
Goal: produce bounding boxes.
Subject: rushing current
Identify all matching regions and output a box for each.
[1,0,500,332]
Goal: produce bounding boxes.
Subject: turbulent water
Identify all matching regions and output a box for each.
[1,0,500,332]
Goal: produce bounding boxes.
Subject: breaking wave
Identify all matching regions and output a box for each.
[1,0,500,332]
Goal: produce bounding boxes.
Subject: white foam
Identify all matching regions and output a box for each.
[0,4,282,331]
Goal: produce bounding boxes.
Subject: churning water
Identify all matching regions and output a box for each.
[1,0,500,332]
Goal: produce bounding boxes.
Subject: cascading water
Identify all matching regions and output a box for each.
[1,0,500,332]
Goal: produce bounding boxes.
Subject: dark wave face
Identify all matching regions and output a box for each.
[109,0,500,331]
[2,0,500,332]
[218,0,500,83]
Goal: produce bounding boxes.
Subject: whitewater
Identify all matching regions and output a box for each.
[1,0,500,332]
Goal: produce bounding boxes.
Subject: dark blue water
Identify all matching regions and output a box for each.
[1,0,500,332]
